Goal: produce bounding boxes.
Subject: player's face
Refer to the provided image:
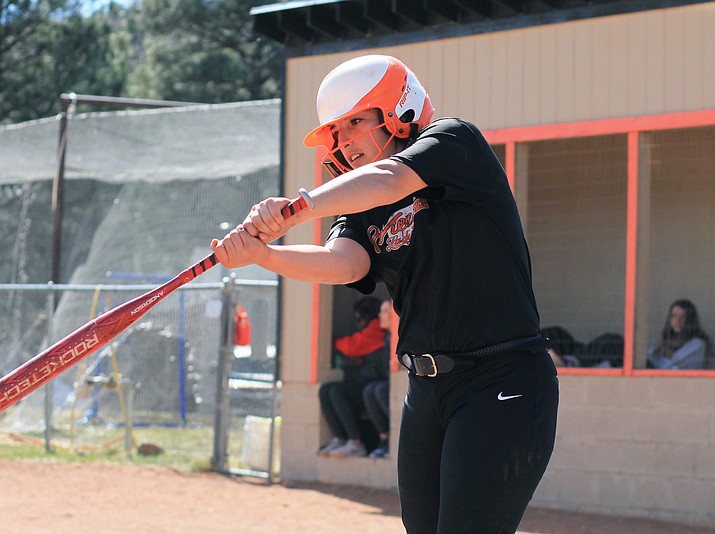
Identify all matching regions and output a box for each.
[669,305,686,334]
[329,109,395,170]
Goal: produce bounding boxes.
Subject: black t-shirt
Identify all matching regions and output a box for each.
[327,118,540,355]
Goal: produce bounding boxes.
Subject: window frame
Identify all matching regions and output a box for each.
[485,108,715,377]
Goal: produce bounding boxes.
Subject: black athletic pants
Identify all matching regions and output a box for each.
[318,381,366,441]
[397,349,559,534]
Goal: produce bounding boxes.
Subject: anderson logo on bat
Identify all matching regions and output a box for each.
[367,198,428,253]
[0,333,101,404]
[131,291,164,315]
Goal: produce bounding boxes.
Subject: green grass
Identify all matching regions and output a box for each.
[0,423,246,473]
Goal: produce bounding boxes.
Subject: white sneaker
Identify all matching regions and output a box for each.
[318,437,346,456]
[329,439,366,458]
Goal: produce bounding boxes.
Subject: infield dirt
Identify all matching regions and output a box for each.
[1,460,714,534]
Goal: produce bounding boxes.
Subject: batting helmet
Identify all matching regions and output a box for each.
[303,55,435,176]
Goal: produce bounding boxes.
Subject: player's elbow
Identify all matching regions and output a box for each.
[342,262,370,285]
[321,238,371,285]
[319,257,369,285]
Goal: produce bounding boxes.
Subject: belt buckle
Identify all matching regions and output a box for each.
[416,354,438,377]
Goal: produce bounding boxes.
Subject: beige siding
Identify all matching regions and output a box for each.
[285,4,715,157]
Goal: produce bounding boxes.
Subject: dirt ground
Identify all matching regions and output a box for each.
[1,460,714,534]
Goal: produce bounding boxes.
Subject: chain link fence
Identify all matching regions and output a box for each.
[0,277,280,475]
[0,99,283,476]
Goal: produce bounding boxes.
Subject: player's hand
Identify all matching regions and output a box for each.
[241,197,295,243]
[210,225,268,268]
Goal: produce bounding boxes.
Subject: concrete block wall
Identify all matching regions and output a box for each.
[280,382,320,482]
[533,375,715,527]
[279,363,715,527]
[314,371,407,489]
[280,369,408,489]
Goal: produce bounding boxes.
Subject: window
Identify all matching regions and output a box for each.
[637,126,715,371]
[485,110,715,376]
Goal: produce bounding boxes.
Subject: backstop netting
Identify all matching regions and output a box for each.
[0,100,282,471]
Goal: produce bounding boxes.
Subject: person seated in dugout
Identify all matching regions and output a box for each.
[361,299,393,459]
[541,326,624,368]
[647,299,713,370]
[318,297,390,458]
[585,333,624,368]
[541,326,583,368]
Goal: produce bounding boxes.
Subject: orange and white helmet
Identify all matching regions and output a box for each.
[303,55,435,177]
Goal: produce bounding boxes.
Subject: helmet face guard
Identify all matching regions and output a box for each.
[322,120,398,178]
[304,55,434,176]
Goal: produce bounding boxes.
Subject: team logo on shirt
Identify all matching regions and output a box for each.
[367,198,429,253]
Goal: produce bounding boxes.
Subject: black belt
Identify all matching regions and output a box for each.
[401,335,547,377]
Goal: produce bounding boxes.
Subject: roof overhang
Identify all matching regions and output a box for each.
[251,0,710,53]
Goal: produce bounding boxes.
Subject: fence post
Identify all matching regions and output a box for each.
[44,289,55,452]
[211,274,238,471]
[178,291,187,424]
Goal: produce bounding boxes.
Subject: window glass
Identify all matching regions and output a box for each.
[525,135,628,369]
[640,126,715,371]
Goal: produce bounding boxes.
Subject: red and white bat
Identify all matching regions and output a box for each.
[0,189,315,412]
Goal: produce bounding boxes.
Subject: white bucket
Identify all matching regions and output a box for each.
[241,415,281,474]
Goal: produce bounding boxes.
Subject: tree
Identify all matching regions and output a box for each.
[0,1,134,123]
[128,0,281,104]
[0,0,283,124]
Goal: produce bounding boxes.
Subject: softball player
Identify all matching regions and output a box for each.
[212,54,559,534]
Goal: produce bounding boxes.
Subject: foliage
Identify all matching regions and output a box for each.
[0,1,130,123]
[0,0,282,124]
[128,0,281,104]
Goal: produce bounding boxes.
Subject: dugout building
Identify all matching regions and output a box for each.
[249,0,715,527]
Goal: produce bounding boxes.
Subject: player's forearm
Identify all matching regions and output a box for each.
[257,244,365,285]
[295,159,425,222]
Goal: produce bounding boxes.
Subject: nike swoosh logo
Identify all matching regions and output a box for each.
[497,392,523,401]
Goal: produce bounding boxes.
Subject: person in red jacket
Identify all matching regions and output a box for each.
[319,297,389,458]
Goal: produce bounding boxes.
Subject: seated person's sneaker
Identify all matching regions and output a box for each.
[329,439,366,458]
[368,440,389,458]
[318,436,346,456]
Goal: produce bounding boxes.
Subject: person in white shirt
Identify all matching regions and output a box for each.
[648,299,712,369]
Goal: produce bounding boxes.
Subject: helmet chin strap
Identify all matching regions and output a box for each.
[324,123,397,177]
